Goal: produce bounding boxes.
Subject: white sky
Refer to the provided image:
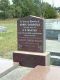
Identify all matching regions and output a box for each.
[43,0,60,7]
[9,0,60,7]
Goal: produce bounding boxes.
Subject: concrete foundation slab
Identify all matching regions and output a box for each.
[0,58,19,78]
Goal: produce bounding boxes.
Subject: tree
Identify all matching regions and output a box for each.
[7,5,16,18]
[0,0,57,19]
[12,0,42,17]
[42,3,57,18]
[0,0,10,18]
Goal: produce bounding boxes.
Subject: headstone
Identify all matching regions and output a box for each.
[17,15,45,53]
[13,16,50,67]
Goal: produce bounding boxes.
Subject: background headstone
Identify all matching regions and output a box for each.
[17,15,45,53]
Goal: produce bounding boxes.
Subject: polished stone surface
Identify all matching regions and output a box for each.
[22,65,60,80]
[13,51,50,67]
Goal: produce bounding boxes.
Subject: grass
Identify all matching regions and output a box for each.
[0,19,17,59]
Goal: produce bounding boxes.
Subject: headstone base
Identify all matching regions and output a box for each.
[13,51,50,67]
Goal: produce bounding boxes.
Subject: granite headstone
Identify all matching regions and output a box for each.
[17,15,45,53]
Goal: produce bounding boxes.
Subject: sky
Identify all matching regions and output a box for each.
[9,0,60,7]
[43,0,60,7]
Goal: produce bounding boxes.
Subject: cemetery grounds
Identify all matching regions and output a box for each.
[0,19,17,59]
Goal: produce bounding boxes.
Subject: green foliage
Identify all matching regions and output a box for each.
[0,0,57,19]
[0,12,4,19]
[42,3,57,18]
[0,0,10,10]
[7,5,15,18]
[0,0,10,19]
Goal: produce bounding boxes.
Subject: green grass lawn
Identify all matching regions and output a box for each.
[0,19,17,58]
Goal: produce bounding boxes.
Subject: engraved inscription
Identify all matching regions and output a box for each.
[17,16,44,52]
